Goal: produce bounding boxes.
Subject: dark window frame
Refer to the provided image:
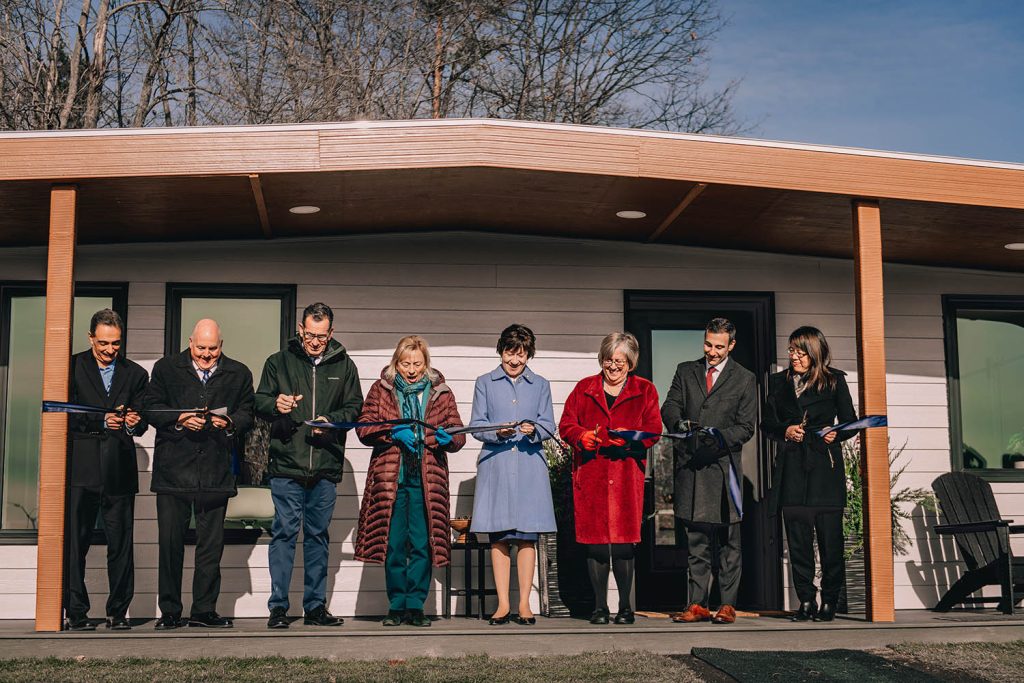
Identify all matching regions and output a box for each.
[164,283,296,545]
[943,294,1024,482]
[0,281,129,544]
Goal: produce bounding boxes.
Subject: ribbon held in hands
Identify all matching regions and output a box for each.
[815,415,887,437]
[608,424,727,451]
[43,401,224,417]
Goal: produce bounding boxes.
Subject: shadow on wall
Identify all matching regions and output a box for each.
[904,502,962,609]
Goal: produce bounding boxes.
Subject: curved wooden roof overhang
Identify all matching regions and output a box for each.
[1,118,1023,269]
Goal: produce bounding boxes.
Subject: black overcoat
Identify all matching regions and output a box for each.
[144,350,254,496]
[762,368,857,514]
[661,357,757,525]
[68,351,149,495]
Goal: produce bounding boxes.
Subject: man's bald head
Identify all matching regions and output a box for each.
[189,318,223,370]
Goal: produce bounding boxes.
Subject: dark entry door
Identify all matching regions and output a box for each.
[625,291,781,612]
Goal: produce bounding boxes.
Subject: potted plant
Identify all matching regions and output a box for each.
[839,437,937,613]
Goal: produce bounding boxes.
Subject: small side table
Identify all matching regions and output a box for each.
[443,538,496,619]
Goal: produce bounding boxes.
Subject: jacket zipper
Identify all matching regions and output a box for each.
[309,361,317,478]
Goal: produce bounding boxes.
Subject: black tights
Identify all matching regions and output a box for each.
[585,543,635,612]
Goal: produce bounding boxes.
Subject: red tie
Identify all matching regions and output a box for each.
[706,366,715,394]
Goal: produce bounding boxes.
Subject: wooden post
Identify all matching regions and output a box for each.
[34,185,77,632]
[851,199,895,622]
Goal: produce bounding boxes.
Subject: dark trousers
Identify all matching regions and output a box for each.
[684,520,742,607]
[385,483,431,611]
[784,506,845,604]
[157,492,228,616]
[64,486,135,619]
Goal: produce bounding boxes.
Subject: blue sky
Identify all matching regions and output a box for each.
[707,1,1024,162]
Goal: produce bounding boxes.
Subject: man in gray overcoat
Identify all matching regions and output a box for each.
[660,317,757,624]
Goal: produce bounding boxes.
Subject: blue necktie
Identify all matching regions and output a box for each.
[201,369,210,384]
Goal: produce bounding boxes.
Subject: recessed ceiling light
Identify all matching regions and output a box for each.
[289,205,320,215]
[616,210,647,219]
[1004,243,1024,250]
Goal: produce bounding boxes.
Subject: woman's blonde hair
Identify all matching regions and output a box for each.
[787,326,836,392]
[598,332,640,372]
[384,335,438,383]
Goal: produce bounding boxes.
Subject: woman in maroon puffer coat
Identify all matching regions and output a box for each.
[354,335,465,627]
[558,332,661,625]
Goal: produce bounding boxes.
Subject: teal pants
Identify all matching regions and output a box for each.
[385,483,432,611]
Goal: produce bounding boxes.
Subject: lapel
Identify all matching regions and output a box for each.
[81,354,109,402]
[583,374,611,418]
[107,358,130,402]
[691,360,708,397]
[707,359,737,398]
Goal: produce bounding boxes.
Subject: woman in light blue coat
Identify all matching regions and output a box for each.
[470,324,557,625]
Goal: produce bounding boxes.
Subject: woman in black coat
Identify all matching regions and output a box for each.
[763,326,856,623]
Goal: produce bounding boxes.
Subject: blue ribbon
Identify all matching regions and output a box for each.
[815,415,887,437]
[609,426,726,451]
[304,417,560,442]
[42,400,109,414]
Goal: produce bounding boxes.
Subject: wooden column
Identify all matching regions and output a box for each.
[852,199,895,622]
[35,185,77,632]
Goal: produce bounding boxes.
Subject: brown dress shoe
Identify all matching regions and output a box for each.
[672,604,712,623]
[712,604,736,624]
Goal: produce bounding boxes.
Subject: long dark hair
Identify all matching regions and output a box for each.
[787,326,836,392]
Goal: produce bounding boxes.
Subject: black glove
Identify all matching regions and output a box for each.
[691,431,722,467]
[673,419,696,435]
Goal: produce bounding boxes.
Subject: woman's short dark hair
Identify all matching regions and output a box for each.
[89,308,123,334]
[496,324,536,359]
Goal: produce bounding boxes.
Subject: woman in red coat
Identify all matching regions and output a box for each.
[558,332,661,625]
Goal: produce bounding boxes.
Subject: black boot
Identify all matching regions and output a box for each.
[791,600,817,622]
[815,602,836,622]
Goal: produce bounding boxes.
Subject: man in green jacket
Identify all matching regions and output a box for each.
[255,303,363,628]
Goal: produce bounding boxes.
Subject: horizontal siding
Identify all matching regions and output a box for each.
[1,232,1023,618]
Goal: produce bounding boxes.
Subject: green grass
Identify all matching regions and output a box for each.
[883,640,1024,683]
[0,652,707,683]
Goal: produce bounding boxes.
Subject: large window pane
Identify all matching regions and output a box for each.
[649,329,704,545]
[955,311,1024,471]
[2,295,112,530]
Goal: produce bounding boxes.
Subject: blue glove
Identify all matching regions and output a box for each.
[392,424,418,451]
[434,427,453,446]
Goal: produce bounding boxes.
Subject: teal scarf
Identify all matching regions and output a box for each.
[394,374,431,483]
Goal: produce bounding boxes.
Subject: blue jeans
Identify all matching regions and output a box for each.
[267,477,336,613]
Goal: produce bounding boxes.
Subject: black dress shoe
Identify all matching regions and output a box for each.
[304,605,344,626]
[614,608,635,624]
[489,611,511,625]
[106,615,131,631]
[267,607,289,629]
[382,610,406,627]
[154,614,183,631]
[791,600,818,622]
[407,609,431,627]
[65,614,96,631]
[188,611,233,628]
[589,608,610,625]
[513,615,536,625]
[815,602,836,622]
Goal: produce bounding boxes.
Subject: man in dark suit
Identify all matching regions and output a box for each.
[661,317,757,624]
[64,309,149,631]
[145,318,253,630]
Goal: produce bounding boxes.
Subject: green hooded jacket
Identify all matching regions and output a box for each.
[254,336,364,484]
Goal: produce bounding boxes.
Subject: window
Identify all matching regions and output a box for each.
[0,283,127,541]
[165,283,295,541]
[944,295,1024,480]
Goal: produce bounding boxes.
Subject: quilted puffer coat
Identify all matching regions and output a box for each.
[354,369,466,567]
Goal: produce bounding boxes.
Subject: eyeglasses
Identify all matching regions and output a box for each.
[787,347,809,359]
[301,330,332,342]
[602,359,628,369]
[398,361,425,370]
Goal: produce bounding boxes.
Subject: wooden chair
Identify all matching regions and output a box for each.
[931,471,1024,614]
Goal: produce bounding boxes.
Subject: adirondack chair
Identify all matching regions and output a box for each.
[931,471,1024,614]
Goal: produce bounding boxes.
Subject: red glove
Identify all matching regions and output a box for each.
[605,427,627,447]
[580,430,600,451]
